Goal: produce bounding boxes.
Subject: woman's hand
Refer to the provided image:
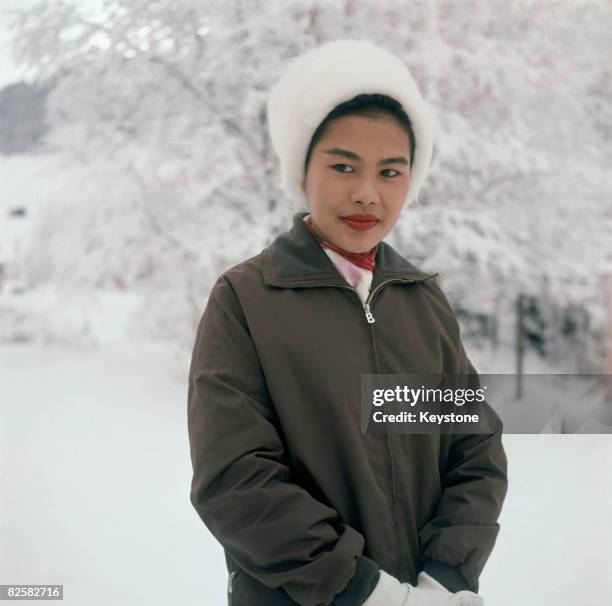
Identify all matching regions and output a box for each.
[361,570,484,606]
[360,570,410,605]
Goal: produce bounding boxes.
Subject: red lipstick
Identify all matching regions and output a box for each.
[340,214,380,232]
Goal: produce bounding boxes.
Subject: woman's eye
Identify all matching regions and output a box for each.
[332,164,354,173]
[331,165,401,177]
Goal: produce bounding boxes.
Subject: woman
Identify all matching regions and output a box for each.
[188,39,508,606]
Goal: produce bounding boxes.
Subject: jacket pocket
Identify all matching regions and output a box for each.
[227,569,241,606]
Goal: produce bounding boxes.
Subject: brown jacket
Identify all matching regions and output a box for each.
[187,211,508,605]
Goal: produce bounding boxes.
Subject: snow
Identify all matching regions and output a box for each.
[1,340,611,605]
[0,340,226,605]
[485,434,612,606]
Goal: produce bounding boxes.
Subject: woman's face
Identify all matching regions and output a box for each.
[301,112,412,253]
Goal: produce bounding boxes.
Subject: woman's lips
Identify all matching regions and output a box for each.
[341,217,380,231]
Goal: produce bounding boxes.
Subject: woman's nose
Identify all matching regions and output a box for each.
[350,175,381,206]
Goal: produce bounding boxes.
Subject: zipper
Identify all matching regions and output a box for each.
[227,569,239,605]
[363,283,403,570]
[364,303,375,323]
[368,325,397,505]
[360,276,444,576]
[363,278,416,323]
[361,279,418,510]
[317,277,417,324]
[318,276,419,571]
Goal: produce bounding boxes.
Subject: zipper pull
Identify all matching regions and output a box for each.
[228,570,237,596]
[364,303,376,324]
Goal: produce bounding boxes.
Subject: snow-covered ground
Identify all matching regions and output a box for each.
[1,339,611,605]
[0,340,226,605]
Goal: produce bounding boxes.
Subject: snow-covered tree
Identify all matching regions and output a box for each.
[7,0,611,367]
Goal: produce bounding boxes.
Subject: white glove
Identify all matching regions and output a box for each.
[406,572,485,606]
[361,570,410,606]
[361,570,484,606]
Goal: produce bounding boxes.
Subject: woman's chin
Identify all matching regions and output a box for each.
[338,235,378,253]
[340,226,382,250]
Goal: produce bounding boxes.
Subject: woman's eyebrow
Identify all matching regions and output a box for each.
[323,147,409,165]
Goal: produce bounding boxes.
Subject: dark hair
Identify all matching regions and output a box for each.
[303,93,416,176]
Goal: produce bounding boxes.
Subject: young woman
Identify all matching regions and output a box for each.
[188,39,508,606]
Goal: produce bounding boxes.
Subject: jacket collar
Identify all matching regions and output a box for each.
[262,211,438,289]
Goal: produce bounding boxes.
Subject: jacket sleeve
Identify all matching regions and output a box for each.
[187,275,380,606]
[417,284,509,594]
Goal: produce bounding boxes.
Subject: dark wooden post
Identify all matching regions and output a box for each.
[516,294,524,399]
[605,275,612,402]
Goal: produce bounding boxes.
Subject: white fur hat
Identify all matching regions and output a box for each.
[266,38,436,210]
